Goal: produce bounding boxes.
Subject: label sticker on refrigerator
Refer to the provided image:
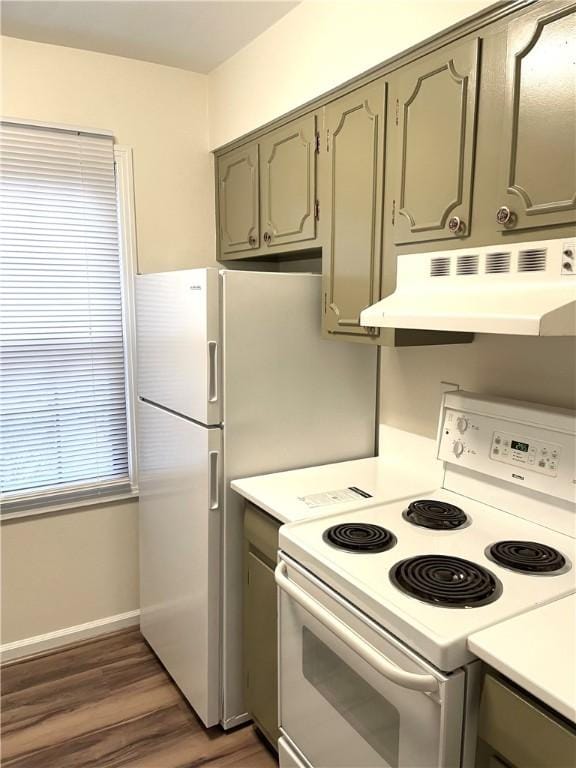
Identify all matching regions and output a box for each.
[299,487,373,508]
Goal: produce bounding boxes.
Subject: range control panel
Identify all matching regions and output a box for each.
[490,432,561,477]
[437,392,575,503]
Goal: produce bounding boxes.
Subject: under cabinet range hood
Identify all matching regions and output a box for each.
[361,238,576,336]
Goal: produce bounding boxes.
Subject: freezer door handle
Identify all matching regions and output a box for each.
[275,560,439,693]
[208,341,218,403]
[209,451,220,510]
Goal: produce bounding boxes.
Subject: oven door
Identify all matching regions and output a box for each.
[276,556,465,768]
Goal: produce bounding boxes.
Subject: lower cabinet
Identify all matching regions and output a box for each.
[243,502,281,749]
[476,674,576,768]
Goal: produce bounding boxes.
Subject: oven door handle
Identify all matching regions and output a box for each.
[275,561,439,694]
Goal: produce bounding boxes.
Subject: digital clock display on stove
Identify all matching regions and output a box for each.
[511,440,529,452]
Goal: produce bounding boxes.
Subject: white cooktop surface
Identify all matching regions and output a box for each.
[469,594,576,723]
[280,489,576,671]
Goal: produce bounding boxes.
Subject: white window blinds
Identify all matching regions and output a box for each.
[0,122,132,513]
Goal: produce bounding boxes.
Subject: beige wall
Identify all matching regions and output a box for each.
[1,501,138,644]
[208,0,495,149]
[1,35,216,272]
[380,336,576,439]
[0,37,214,645]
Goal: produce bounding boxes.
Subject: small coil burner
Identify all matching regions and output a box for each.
[404,499,468,530]
[390,555,501,607]
[323,523,397,553]
[487,541,567,574]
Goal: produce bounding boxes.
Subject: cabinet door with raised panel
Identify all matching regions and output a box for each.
[495,2,576,233]
[218,144,259,257]
[259,114,317,249]
[323,81,385,338]
[391,38,480,245]
[243,504,280,749]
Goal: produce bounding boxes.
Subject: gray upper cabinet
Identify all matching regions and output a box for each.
[391,38,480,245]
[260,114,317,249]
[214,2,575,341]
[323,82,385,338]
[495,2,576,233]
[218,144,260,256]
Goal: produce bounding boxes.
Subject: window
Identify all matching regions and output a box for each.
[0,121,136,516]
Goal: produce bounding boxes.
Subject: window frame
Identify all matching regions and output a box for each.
[0,124,139,520]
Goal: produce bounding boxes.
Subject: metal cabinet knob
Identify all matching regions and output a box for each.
[248,235,257,247]
[496,206,513,226]
[448,216,464,234]
[263,231,272,244]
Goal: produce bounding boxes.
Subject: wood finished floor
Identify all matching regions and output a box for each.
[0,628,278,768]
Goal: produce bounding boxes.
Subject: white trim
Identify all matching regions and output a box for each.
[0,115,114,137]
[0,490,138,523]
[0,610,140,664]
[115,145,140,491]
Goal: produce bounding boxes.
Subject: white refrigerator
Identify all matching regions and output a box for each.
[136,268,377,729]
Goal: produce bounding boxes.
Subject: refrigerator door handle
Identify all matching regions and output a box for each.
[209,451,220,510]
[208,341,218,403]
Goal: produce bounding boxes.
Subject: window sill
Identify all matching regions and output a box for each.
[0,490,139,523]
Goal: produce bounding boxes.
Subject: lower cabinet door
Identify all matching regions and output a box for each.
[322,81,386,339]
[245,552,279,745]
[244,504,281,747]
[478,674,576,768]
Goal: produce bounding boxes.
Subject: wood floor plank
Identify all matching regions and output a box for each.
[3,669,183,761]
[3,705,205,768]
[0,629,277,768]
[1,629,145,696]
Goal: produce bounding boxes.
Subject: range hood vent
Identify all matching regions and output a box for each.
[360,238,576,336]
[430,256,450,277]
[456,254,479,275]
[485,252,511,274]
[518,248,547,272]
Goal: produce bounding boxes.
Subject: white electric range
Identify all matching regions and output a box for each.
[276,391,576,768]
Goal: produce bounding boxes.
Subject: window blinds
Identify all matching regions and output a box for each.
[0,122,132,512]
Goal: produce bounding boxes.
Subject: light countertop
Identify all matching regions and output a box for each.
[231,431,441,525]
[469,594,576,724]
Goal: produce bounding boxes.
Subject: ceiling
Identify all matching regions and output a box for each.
[0,1,299,73]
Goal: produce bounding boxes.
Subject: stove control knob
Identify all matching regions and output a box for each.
[456,416,469,433]
[453,440,464,458]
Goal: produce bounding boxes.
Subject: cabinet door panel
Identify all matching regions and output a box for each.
[497,3,576,231]
[218,144,259,255]
[323,82,385,337]
[260,114,317,248]
[392,38,480,244]
[245,551,279,746]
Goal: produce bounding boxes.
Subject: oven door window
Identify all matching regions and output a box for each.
[303,627,400,766]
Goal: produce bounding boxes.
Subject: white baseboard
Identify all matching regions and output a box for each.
[0,609,140,664]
